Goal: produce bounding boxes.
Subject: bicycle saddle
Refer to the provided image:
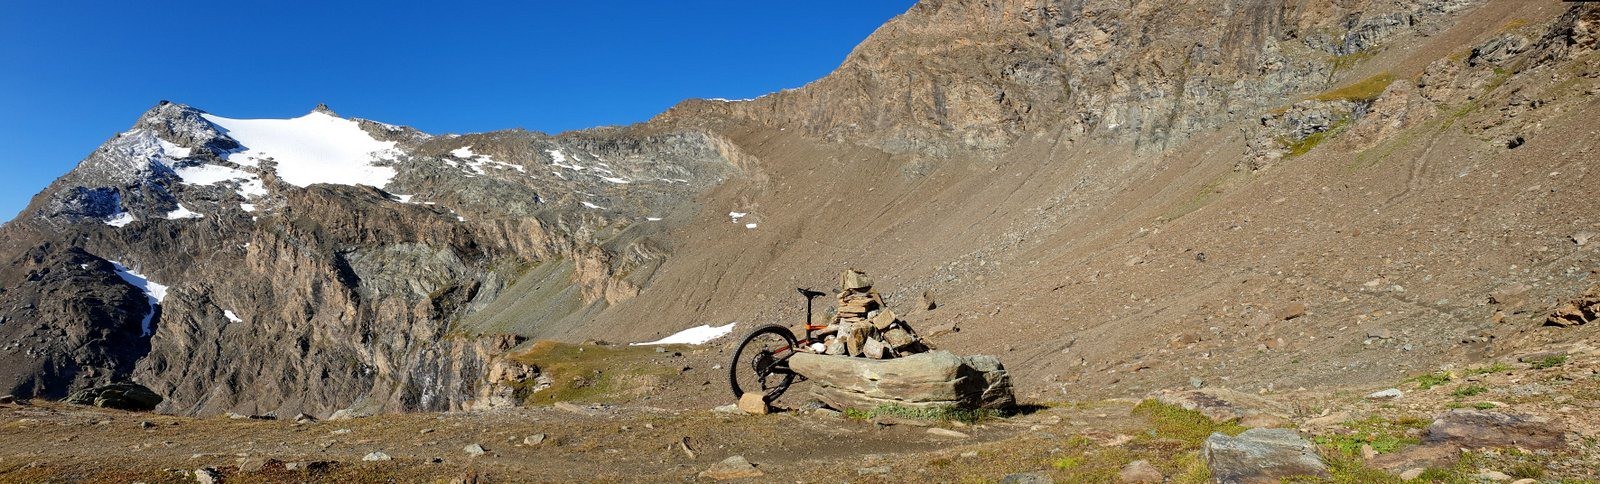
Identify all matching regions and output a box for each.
[797,287,826,299]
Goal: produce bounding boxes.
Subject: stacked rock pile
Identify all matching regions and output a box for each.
[818,270,928,359]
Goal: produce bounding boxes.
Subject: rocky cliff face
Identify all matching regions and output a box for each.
[0,102,740,416]
[3,0,1597,415]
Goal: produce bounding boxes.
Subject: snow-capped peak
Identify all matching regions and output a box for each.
[203,110,399,189]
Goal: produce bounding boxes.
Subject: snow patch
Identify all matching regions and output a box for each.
[745,223,758,229]
[239,203,256,212]
[581,201,603,210]
[223,310,243,323]
[108,261,168,337]
[646,217,663,221]
[164,204,202,219]
[601,176,630,184]
[630,323,737,346]
[104,211,135,227]
[203,111,398,188]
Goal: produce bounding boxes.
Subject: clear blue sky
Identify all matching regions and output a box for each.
[0,1,915,222]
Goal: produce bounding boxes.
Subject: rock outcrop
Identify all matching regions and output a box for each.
[787,350,1014,411]
[1202,428,1329,483]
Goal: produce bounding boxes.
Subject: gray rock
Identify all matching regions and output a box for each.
[523,433,547,446]
[926,428,970,439]
[193,468,220,484]
[999,471,1054,484]
[1150,387,1288,423]
[362,451,391,462]
[1365,388,1403,400]
[787,350,1015,411]
[857,465,891,476]
[463,443,486,457]
[1203,428,1328,483]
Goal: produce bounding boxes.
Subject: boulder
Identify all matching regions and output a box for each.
[1424,410,1566,450]
[1202,428,1328,483]
[64,382,162,411]
[787,351,1015,411]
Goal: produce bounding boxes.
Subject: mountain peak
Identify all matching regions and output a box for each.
[312,103,337,116]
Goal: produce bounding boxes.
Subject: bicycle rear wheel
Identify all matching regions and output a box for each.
[728,324,798,402]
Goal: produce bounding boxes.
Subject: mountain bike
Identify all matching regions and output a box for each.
[727,287,829,403]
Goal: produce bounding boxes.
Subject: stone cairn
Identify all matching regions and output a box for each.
[817,269,929,359]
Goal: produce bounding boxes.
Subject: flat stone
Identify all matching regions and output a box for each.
[194,468,220,484]
[1398,468,1425,480]
[362,451,391,462]
[1203,428,1328,483]
[1238,413,1292,429]
[463,443,486,457]
[1424,410,1565,450]
[926,428,970,439]
[698,455,764,480]
[788,351,1015,411]
[1150,387,1288,423]
[523,433,547,446]
[857,465,891,476]
[1365,388,1404,400]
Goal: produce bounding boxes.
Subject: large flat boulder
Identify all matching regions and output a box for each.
[65,382,163,411]
[787,350,1014,411]
[1202,428,1328,483]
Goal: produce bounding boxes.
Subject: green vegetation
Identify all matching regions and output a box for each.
[1473,402,1497,410]
[1530,355,1568,369]
[507,340,680,404]
[1314,72,1396,103]
[1314,415,1429,456]
[1451,385,1488,398]
[1465,362,1513,376]
[842,403,995,424]
[1131,399,1246,447]
[1330,50,1376,72]
[1411,371,1453,390]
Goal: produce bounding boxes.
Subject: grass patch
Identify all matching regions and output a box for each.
[1473,402,1497,410]
[506,340,680,404]
[1314,415,1429,456]
[1465,362,1513,376]
[1530,355,1568,369]
[842,404,995,424]
[1411,372,1453,390]
[1131,400,1246,447]
[1451,385,1488,398]
[1331,50,1376,72]
[1314,72,1396,103]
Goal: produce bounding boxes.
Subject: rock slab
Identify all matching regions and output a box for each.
[1202,428,1328,483]
[64,382,162,411]
[1424,410,1565,450]
[699,455,764,480]
[787,350,1015,411]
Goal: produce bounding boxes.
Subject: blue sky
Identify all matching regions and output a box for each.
[0,1,915,221]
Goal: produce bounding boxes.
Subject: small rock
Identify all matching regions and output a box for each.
[193,468,220,484]
[1360,443,1377,460]
[1573,231,1596,247]
[1275,302,1308,320]
[463,443,486,457]
[294,413,316,424]
[712,404,744,416]
[331,429,351,435]
[328,409,367,421]
[1118,459,1163,483]
[362,451,391,462]
[1475,469,1512,481]
[140,421,157,430]
[1399,468,1425,480]
[926,428,970,439]
[523,433,547,446]
[1188,377,1205,389]
[959,451,979,458]
[736,392,769,415]
[999,471,1054,484]
[698,455,764,480]
[1365,388,1403,400]
[238,457,270,472]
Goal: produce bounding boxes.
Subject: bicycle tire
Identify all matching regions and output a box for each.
[727,324,798,402]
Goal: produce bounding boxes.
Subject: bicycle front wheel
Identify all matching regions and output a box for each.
[727,324,798,402]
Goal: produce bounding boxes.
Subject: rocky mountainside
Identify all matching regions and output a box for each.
[2,0,1598,422]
